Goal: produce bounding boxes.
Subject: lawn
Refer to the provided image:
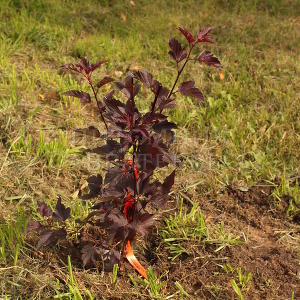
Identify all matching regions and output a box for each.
[0,0,299,299]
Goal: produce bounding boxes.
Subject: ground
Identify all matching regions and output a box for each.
[0,0,299,299]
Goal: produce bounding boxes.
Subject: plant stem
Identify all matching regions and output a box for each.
[132,142,137,198]
[167,45,194,100]
[88,78,108,131]
[151,85,161,114]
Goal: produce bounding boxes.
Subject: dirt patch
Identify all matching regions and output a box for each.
[183,185,300,299]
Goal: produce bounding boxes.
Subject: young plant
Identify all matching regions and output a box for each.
[27,26,221,278]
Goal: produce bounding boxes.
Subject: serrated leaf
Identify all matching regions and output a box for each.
[178,26,195,44]
[106,208,129,242]
[137,135,174,171]
[144,170,175,207]
[178,81,204,102]
[168,38,187,63]
[197,50,221,68]
[96,76,114,89]
[37,201,52,217]
[132,70,153,88]
[87,140,127,161]
[53,196,71,222]
[130,213,153,236]
[26,221,43,233]
[37,228,66,250]
[89,60,105,73]
[197,27,213,43]
[63,90,91,104]
[115,75,139,99]
[153,120,176,143]
[81,174,103,200]
[61,59,105,76]
[162,170,175,192]
[81,244,101,267]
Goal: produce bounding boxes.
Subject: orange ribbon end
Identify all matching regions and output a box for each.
[124,240,148,280]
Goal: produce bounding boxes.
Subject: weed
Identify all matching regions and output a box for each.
[162,201,243,259]
[146,267,166,299]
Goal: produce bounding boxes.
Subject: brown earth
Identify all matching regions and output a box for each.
[150,186,300,299]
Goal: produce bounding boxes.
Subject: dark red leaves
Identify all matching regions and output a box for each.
[26,221,42,233]
[88,140,128,161]
[115,75,140,99]
[96,76,114,89]
[133,71,169,108]
[89,60,106,73]
[81,245,101,267]
[29,197,70,250]
[81,174,103,200]
[63,90,91,104]
[130,212,153,236]
[178,81,204,102]
[168,38,187,63]
[146,170,175,207]
[61,58,105,76]
[178,26,195,44]
[38,201,52,217]
[80,174,104,201]
[163,170,176,193]
[106,208,129,242]
[177,26,212,44]
[133,70,153,88]
[37,228,67,250]
[197,27,213,43]
[197,50,221,68]
[53,196,71,222]
[137,136,174,171]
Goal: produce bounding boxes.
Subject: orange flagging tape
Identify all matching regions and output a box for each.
[124,240,148,280]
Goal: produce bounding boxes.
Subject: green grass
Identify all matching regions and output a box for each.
[161,198,242,259]
[54,256,94,300]
[0,208,27,266]
[161,199,208,260]
[10,129,83,167]
[0,0,299,298]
